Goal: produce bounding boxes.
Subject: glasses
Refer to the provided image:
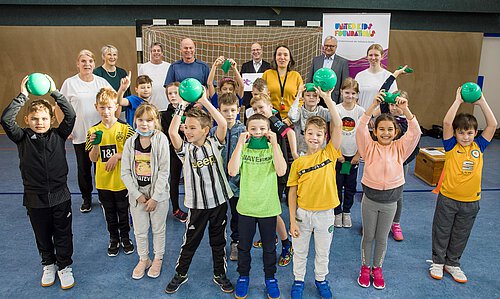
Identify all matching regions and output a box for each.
[324,45,337,49]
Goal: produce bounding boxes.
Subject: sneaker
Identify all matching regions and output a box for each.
[334,214,343,228]
[213,273,234,293]
[234,276,249,299]
[265,278,280,299]
[371,267,385,290]
[342,213,352,228]
[253,236,279,248]
[57,266,75,290]
[132,259,152,280]
[315,280,333,299]
[121,238,135,254]
[173,209,188,223]
[107,240,119,257]
[41,264,56,287]
[278,245,293,267]
[444,265,468,283]
[80,200,91,213]
[357,265,371,288]
[391,223,404,241]
[147,258,163,278]
[165,273,188,294]
[428,261,444,280]
[290,280,304,299]
[230,242,238,261]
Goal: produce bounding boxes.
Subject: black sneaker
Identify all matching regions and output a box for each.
[107,240,119,257]
[213,274,234,293]
[121,238,135,254]
[165,273,188,294]
[80,200,91,213]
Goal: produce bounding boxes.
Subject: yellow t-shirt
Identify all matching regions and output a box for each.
[287,142,341,210]
[85,120,134,191]
[262,69,303,120]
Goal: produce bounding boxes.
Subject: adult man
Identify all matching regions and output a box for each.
[240,43,271,108]
[138,42,170,111]
[164,38,210,87]
[307,36,349,104]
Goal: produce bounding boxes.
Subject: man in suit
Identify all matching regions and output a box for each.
[240,43,271,109]
[307,36,350,104]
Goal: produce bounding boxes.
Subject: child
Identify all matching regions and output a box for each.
[209,93,246,261]
[228,113,288,299]
[1,75,76,289]
[160,82,188,222]
[121,103,170,279]
[207,56,244,109]
[117,73,153,127]
[288,87,343,299]
[288,83,331,156]
[165,90,234,294]
[251,93,298,267]
[335,78,365,228]
[86,87,135,257]
[429,87,496,283]
[245,77,269,119]
[356,92,420,289]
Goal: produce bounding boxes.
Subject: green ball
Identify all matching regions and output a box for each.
[461,82,481,103]
[313,68,337,92]
[179,78,203,103]
[26,73,50,96]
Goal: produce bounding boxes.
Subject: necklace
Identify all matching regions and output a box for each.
[104,66,117,78]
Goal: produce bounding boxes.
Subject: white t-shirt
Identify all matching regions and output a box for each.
[336,103,365,157]
[138,61,171,111]
[60,74,111,144]
[354,68,397,111]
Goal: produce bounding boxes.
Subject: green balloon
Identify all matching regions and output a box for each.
[179,78,203,103]
[461,82,481,103]
[313,68,337,92]
[26,73,50,96]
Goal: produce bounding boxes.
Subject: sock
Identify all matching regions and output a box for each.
[281,238,291,248]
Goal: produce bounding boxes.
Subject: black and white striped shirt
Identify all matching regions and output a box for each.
[177,136,233,209]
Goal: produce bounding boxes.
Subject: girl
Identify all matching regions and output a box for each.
[335,78,365,228]
[121,103,170,279]
[356,93,421,289]
[208,56,244,109]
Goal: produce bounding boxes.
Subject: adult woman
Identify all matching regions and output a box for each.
[262,45,303,123]
[93,45,131,97]
[59,50,112,213]
[354,44,398,111]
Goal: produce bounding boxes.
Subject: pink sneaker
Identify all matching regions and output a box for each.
[371,267,385,289]
[391,223,404,241]
[357,265,371,288]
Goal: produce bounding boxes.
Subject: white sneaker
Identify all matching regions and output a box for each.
[444,265,468,283]
[428,261,444,280]
[57,266,75,290]
[41,264,56,287]
[342,213,352,228]
[334,214,343,228]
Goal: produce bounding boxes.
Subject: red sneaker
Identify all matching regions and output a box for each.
[391,223,404,241]
[173,209,188,223]
[357,265,371,288]
[371,267,385,289]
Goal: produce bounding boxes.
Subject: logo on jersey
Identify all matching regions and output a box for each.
[471,150,480,159]
[342,117,356,132]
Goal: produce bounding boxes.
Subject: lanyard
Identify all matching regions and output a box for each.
[277,70,288,110]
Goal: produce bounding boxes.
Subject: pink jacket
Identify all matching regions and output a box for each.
[356,113,421,190]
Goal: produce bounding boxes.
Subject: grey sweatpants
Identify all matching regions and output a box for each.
[393,164,409,223]
[361,195,397,267]
[431,193,479,267]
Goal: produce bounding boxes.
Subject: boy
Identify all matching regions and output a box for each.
[245,77,268,119]
[166,90,234,294]
[117,73,153,127]
[287,87,342,299]
[86,87,135,256]
[227,114,288,299]
[209,93,246,261]
[1,75,76,289]
[251,93,297,267]
[429,87,497,283]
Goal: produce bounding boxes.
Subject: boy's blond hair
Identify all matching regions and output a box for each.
[252,78,267,93]
[96,87,118,105]
[250,93,272,106]
[185,108,213,130]
[26,99,54,119]
[134,102,162,131]
[218,93,239,108]
[305,116,328,132]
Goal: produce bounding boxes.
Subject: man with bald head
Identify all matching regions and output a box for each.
[240,43,271,109]
[307,36,350,104]
[164,38,210,86]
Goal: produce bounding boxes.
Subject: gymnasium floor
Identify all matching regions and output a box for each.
[0,135,498,299]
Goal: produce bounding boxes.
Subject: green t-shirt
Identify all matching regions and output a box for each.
[237,144,281,218]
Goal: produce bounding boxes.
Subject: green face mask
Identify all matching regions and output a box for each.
[247,136,269,149]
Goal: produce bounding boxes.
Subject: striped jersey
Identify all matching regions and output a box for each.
[177,136,233,209]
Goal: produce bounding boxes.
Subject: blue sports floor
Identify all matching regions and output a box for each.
[0,135,498,299]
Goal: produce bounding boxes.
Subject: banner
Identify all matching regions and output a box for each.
[322,13,391,78]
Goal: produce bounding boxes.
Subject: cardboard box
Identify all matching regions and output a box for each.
[414,147,445,186]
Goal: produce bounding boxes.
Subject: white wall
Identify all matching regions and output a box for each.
[475,36,500,129]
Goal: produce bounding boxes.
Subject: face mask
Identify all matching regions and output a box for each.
[247,136,269,149]
[135,128,154,137]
